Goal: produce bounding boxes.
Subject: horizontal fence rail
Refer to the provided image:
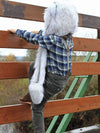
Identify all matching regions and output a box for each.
[0,62,30,79]
[0,31,100,52]
[0,62,100,79]
[0,0,100,29]
[0,104,32,124]
[0,95,100,124]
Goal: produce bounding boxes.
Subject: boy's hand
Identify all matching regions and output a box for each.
[8,29,17,34]
[31,31,39,34]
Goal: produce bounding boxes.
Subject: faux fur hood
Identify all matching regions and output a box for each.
[43,0,78,36]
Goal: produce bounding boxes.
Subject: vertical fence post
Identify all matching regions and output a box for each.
[98,29,100,122]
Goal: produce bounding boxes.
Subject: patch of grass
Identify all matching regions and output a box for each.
[0,78,29,106]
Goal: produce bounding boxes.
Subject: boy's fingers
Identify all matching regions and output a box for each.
[8,29,16,34]
[31,31,39,34]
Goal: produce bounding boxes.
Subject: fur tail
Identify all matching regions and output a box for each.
[29,83,44,104]
[29,47,47,104]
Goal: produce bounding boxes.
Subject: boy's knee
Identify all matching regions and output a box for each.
[31,97,47,112]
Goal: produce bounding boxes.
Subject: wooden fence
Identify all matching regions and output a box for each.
[0,0,100,131]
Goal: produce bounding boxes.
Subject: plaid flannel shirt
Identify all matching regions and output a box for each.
[16,29,73,76]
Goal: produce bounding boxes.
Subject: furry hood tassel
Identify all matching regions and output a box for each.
[29,47,47,104]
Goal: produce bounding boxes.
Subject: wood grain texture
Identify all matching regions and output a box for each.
[0,31,100,52]
[0,62,30,79]
[0,62,100,79]
[0,0,100,29]
[0,0,44,21]
[73,37,100,52]
[78,14,100,29]
[44,95,100,117]
[71,62,100,76]
[0,104,32,124]
[0,95,100,124]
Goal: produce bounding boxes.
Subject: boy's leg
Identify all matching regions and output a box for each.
[31,72,69,133]
[31,97,47,133]
[31,85,54,133]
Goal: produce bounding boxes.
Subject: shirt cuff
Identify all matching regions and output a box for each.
[16,29,26,38]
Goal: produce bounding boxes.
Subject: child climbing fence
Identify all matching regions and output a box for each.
[0,0,100,133]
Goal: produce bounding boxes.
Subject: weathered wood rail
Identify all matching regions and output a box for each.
[0,62,100,79]
[0,95,100,125]
[0,0,100,29]
[0,0,100,132]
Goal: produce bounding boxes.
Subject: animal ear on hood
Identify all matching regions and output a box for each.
[43,0,78,36]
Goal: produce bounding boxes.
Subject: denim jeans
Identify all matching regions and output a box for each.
[29,62,69,133]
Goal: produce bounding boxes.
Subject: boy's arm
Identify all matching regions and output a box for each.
[9,29,40,45]
[16,29,42,45]
[9,29,56,50]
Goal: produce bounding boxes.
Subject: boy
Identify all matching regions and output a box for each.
[9,1,78,132]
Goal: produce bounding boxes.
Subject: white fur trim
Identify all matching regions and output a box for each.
[29,47,47,104]
[31,47,42,83]
[29,83,44,104]
[44,0,78,36]
[38,47,47,84]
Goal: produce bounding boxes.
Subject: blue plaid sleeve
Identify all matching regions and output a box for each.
[16,29,56,50]
[16,29,39,45]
